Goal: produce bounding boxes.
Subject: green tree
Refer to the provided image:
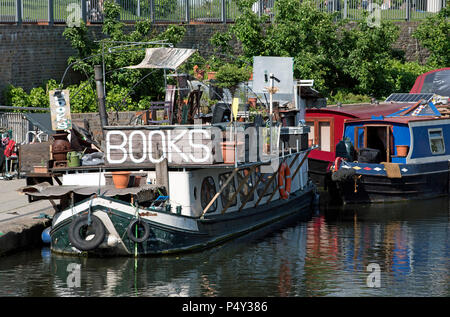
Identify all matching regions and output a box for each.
[413,1,450,68]
[63,0,186,112]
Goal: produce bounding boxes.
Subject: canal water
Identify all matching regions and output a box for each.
[0,197,448,297]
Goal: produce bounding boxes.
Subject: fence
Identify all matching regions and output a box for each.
[0,0,445,24]
[0,112,33,144]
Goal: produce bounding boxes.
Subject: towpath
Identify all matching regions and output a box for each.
[0,179,54,255]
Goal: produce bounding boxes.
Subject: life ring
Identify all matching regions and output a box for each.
[68,214,106,251]
[127,218,151,243]
[334,157,344,172]
[278,162,292,200]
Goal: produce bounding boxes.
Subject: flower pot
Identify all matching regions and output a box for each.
[248,97,257,109]
[221,141,243,164]
[133,176,142,187]
[112,171,131,189]
[396,145,409,157]
[207,72,217,80]
[201,106,210,114]
[33,166,48,173]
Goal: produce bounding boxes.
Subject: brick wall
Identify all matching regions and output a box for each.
[71,111,137,142]
[0,22,429,104]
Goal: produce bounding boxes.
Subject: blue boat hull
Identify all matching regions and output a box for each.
[332,161,449,204]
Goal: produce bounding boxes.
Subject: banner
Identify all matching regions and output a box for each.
[49,90,72,131]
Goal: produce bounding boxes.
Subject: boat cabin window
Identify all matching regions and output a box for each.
[201,177,217,213]
[306,118,334,151]
[219,173,237,208]
[237,169,254,203]
[429,129,445,155]
[256,168,277,197]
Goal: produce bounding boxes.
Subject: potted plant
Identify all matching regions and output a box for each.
[214,63,252,163]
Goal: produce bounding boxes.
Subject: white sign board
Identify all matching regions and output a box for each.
[49,90,72,131]
[252,56,294,95]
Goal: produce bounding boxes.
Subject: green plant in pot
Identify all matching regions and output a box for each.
[214,63,252,100]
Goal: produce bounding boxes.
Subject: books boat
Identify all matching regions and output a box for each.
[21,49,318,256]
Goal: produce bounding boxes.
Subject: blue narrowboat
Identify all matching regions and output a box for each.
[330,100,450,204]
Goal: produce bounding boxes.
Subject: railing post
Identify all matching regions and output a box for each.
[184,0,191,24]
[406,0,410,21]
[81,0,87,24]
[343,0,348,19]
[137,0,140,18]
[150,0,155,23]
[16,0,22,25]
[221,0,227,23]
[48,0,54,25]
[258,0,263,17]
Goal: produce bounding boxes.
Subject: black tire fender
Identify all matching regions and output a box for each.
[68,214,106,251]
[127,218,150,243]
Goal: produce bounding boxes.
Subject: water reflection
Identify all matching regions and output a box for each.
[0,198,448,297]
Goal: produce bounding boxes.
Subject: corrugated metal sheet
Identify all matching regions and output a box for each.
[126,48,197,70]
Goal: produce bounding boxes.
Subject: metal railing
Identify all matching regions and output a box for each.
[0,0,445,24]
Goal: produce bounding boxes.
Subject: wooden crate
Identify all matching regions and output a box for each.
[18,142,51,175]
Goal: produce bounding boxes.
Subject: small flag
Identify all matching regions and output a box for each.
[232,97,239,121]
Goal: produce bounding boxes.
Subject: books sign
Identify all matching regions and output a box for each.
[49,90,72,131]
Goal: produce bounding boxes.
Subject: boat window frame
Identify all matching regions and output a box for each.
[428,128,446,155]
[255,168,277,197]
[219,172,237,208]
[354,124,393,162]
[200,176,217,213]
[237,168,255,203]
[305,117,335,152]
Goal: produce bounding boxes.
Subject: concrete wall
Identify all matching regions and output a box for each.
[0,22,429,103]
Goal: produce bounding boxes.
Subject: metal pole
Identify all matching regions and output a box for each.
[258,0,263,17]
[150,0,155,22]
[406,0,410,21]
[185,0,190,23]
[16,0,22,25]
[94,65,109,130]
[343,0,348,19]
[221,0,227,24]
[48,0,54,25]
[137,0,140,18]
[81,0,87,23]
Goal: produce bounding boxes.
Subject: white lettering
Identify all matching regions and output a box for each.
[167,129,189,163]
[188,129,211,163]
[148,130,166,163]
[128,130,146,163]
[106,131,128,164]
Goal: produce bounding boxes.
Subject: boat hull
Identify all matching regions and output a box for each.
[308,157,332,188]
[50,182,317,256]
[333,161,450,204]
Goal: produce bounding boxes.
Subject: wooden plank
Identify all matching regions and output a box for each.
[200,168,239,218]
[221,166,255,214]
[254,164,280,208]
[264,159,289,205]
[238,169,263,212]
[18,142,51,174]
[291,150,311,180]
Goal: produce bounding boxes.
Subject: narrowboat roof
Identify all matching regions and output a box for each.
[344,115,443,126]
[306,102,411,119]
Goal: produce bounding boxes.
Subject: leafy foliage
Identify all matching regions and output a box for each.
[62,0,186,112]
[215,63,252,96]
[413,1,450,68]
[211,0,442,101]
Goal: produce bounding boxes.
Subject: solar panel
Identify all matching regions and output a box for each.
[385,93,434,103]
